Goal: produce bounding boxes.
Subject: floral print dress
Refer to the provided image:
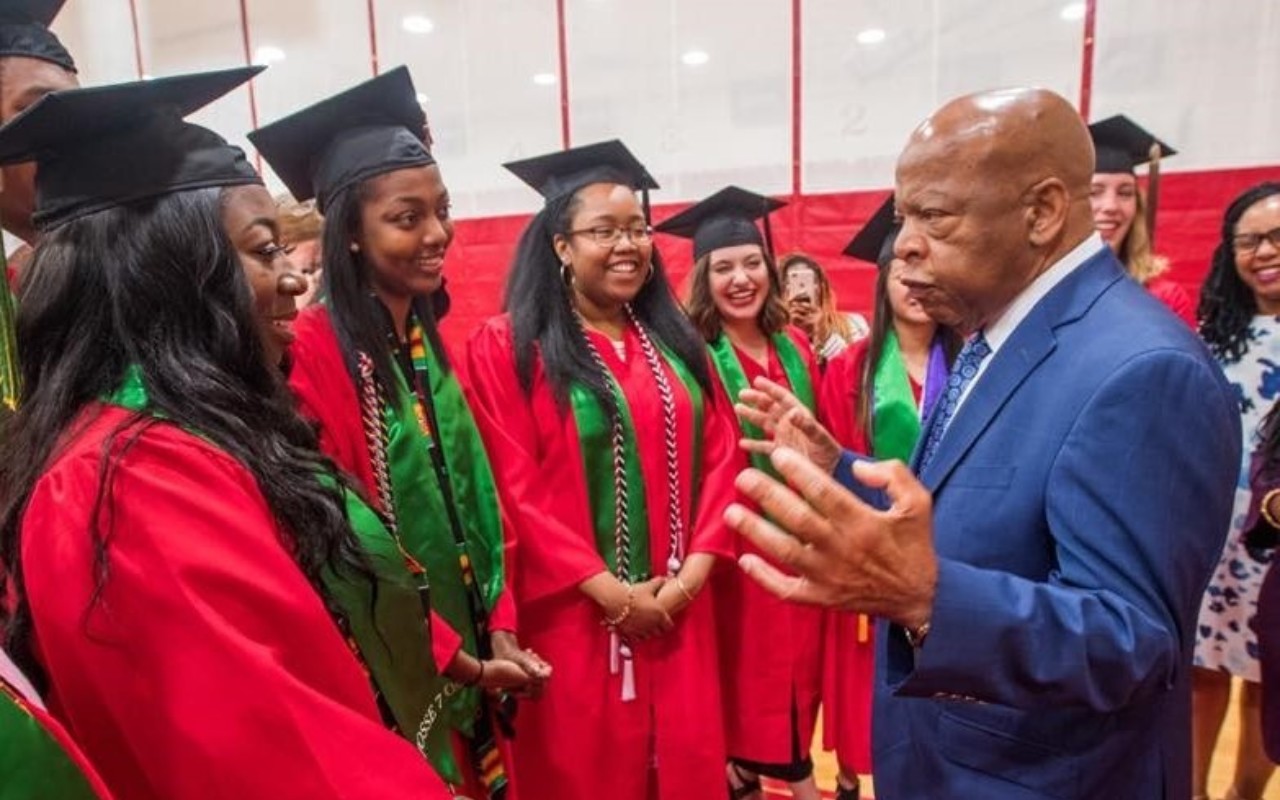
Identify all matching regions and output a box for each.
[1195,315,1280,681]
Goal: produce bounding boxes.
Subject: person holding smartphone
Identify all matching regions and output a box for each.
[778,253,867,365]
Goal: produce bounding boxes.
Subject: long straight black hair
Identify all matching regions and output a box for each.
[504,183,711,415]
[320,174,451,404]
[0,187,369,681]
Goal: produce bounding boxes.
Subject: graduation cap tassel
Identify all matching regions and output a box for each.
[641,188,652,225]
[1145,142,1162,249]
[0,237,18,413]
[763,210,776,261]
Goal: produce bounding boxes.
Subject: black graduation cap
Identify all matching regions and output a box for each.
[842,194,899,266]
[504,139,659,217]
[0,0,75,73]
[0,66,263,230]
[248,66,432,213]
[1088,114,1177,174]
[654,185,785,261]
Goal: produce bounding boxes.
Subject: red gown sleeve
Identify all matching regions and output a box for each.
[818,338,871,453]
[287,307,380,501]
[466,318,610,603]
[1145,277,1197,329]
[22,419,450,800]
[687,373,740,560]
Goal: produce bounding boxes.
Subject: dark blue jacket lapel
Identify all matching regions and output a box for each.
[915,247,1126,491]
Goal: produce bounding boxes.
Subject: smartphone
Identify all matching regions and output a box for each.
[786,268,816,303]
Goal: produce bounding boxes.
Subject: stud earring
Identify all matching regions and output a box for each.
[349,242,360,253]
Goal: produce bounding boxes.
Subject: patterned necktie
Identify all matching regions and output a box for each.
[917,331,991,471]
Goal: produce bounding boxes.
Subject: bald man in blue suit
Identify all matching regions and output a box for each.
[726,88,1240,799]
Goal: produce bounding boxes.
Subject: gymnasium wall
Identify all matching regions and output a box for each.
[37,0,1280,350]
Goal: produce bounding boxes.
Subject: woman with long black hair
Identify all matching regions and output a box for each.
[250,67,545,800]
[465,140,739,800]
[0,69,451,800]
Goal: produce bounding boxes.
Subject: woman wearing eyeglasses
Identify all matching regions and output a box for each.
[1192,182,1280,800]
[465,141,739,800]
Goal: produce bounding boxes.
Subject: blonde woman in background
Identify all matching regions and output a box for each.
[778,252,868,365]
[1087,115,1195,327]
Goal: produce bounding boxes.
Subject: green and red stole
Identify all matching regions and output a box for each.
[321,477,459,784]
[103,367,459,782]
[869,330,950,463]
[384,320,505,644]
[870,330,922,462]
[708,331,816,477]
[569,338,705,579]
[0,681,104,799]
[383,317,508,792]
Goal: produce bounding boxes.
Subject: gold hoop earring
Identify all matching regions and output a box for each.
[645,262,655,284]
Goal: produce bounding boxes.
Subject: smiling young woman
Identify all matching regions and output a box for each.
[465,140,740,800]
[1193,181,1280,800]
[1087,115,1196,327]
[0,67,452,800]
[250,67,545,800]
[662,186,824,800]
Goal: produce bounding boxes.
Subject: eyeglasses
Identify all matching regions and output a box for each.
[1232,227,1280,255]
[566,223,653,247]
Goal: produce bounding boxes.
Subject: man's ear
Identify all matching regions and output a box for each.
[1025,177,1069,247]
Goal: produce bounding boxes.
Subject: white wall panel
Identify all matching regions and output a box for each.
[802,0,1084,193]
[1092,0,1280,172]
[566,0,792,203]
[376,0,563,217]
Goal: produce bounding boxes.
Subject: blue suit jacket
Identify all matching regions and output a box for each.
[834,248,1240,799]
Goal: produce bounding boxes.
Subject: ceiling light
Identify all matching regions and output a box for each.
[856,28,886,45]
[402,15,434,34]
[532,72,557,86]
[253,45,286,65]
[1060,3,1086,21]
[681,49,710,66]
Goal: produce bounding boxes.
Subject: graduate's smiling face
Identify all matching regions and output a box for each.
[1090,171,1137,250]
[221,184,308,368]
[356,163,453,303]
[706,243,771,328]
[554,182,652,316]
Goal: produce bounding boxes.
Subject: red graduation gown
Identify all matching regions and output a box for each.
[465,315,737,800]
[712,328,824,766]
[1143,276,1196,329]
[20,406,450,800]
[287,305,516,659]
[816,340,876,774]
[288,306,517,797]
